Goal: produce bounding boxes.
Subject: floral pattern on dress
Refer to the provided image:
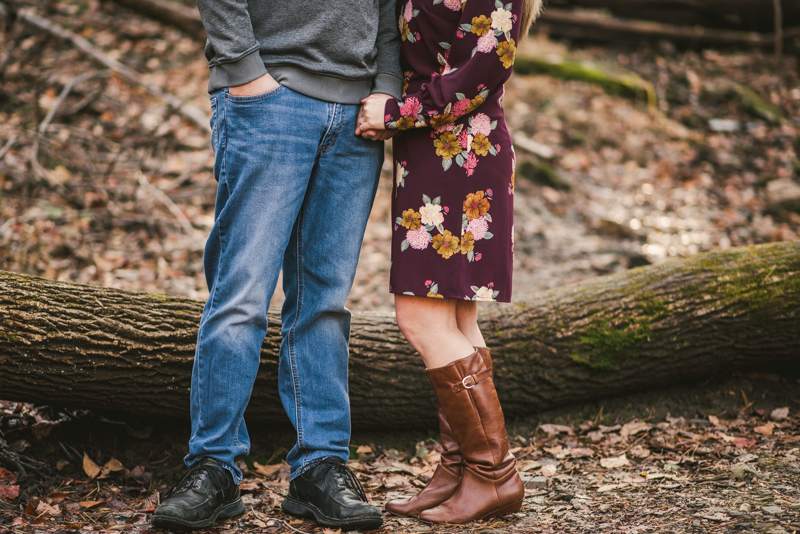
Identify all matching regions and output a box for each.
[388,0,522,303]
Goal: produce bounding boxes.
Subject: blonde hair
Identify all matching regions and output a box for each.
[520,0,544,40]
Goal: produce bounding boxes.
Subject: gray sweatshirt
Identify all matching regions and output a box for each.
[196,0,403,103]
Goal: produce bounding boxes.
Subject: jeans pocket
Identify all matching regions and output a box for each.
[210,97,218,152]
[225,84,284,103]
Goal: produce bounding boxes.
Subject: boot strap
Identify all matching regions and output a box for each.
[451,368,492,393]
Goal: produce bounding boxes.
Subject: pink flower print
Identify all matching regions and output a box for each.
[470,113,492,136]
[425,279,433,287]
[456,29,464,38]
[458,130,470,149]
[463,152,478,176]
[399,97,419,117]
[443,206,449,214]
[477,84,486,91]
[384,113,392,123]
[488,282,494,288]
[496,143,501,153]
[403,0,413,22]
[442,62,453,75]
[476,33,495,53]
[453,98,470,116]
[443,0,461,11]
[475,252,482,261]
[406,228,432,250]
[486,188,493,198]
[433,122,456,134]
[466,216,488,240]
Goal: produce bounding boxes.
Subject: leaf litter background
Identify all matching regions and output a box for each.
[1,0,800,532]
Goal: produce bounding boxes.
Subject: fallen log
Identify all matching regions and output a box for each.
[1,241,799,429]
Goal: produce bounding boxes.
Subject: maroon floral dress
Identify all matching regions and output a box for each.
[384,0,522,302]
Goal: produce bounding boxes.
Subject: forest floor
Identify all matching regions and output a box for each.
[1,0,800,533]
[1,375,799,534]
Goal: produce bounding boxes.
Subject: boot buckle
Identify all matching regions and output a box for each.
[461,375,477,389]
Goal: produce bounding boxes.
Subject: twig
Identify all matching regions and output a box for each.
[16,8,210,133]
[773,0,783,58]
[281,520,313,534]
[136,170,200,237]
[30,70,111,178]
[0,134,18,161]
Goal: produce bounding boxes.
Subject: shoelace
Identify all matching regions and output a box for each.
[163,462,218,500]
[321,459,369,502]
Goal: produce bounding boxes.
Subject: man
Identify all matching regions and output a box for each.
[151,0,401,531]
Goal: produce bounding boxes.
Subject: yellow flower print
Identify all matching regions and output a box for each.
[401,19,411,41]
[471,134,491,156]
[470,15,491,36]
[434,132,462,159]
[460,231,475,253]
[401,208,422,230]
[397,116,415,130]
[496,39,516,69]
[463,190,490,220]
[402,71,411,95]
[432,230,460,259]
[427,291,445,298]
[510,170,515,194]
[466,95,484,113]
[430,113,456,129]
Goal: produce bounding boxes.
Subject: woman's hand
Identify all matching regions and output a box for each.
[356,93,393,140]
[229,73,279,96]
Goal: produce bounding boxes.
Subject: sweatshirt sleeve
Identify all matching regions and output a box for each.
[384,0,522,130]
[196,0,268,88]
[372,0,404,98]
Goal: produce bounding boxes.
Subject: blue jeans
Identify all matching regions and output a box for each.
[185,86,382,483]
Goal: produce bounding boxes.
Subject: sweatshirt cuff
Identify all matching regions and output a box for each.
[208,49,268,92]
[371,73,403,100]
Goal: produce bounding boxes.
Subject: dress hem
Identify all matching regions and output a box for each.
[389,289,511,303]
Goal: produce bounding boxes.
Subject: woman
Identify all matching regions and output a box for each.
[357,0,543,524]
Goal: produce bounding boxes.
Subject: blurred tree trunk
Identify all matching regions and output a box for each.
[0,241,798,429]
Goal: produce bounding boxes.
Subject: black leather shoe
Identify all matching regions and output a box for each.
[281,456,382,531]
[151,458,245,530]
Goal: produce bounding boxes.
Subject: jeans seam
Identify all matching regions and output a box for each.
[318,103,341,156]
[288,209,306,454]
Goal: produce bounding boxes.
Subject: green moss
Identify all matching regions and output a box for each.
[143,293,170,301]
[732,84,783,125]
[0,331,20,342]
[571,317,652,371]
[514,56,657,106]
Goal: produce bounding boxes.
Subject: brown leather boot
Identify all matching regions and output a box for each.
[418,349,523,524]
[385,348,493,517]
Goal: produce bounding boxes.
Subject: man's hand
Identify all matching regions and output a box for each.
[229,73,279,96]
[355,93,392,139]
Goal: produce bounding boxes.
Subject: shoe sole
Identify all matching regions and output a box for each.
[151,498,246,530]
[281,496,383,531]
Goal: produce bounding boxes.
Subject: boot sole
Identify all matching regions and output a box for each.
[281,496,383,531]
[482,499,524,519]
[151,498,245,530]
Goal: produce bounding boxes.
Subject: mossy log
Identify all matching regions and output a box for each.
[514,55,657,107]
[0,242,799,429]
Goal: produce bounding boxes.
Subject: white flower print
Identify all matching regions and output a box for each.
[474,286,495,301]
[419,203,444,227]
[491,8,513,33]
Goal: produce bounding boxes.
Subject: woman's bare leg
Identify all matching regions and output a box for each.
[455,300,485,348]
[394,294,475,369]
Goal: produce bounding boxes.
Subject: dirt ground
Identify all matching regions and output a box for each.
[1,375,799,534]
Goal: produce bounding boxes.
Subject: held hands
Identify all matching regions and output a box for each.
[229,73,279,96]
[356,93,395,141]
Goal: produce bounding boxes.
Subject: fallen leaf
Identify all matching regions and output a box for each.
[11,517,27,527]
[355,445,373,454]
[383,474,408,488]
[754,422,775,436]
[630,445,651,459]
[734,437,757,448]
[569,448,594,458]
[544,445,564,457]
[620,421,652,440]
[539,424,574,436]
[252,462,283,478]
[694,512,730,521]
[0,467,15,480]
[80,501,105,509]
[517,460,542,472]
[99,458,126,478]
[540,464,557,477]
[600,454,630,469]
[770,407,789,421]
[708,415,721,426]
[47,492,68,504]
[423,450,441,465]
[0,485,20,500]
[83,454,101,479]
[36,501,61,516]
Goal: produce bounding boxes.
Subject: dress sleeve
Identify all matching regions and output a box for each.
[385,0,523,130]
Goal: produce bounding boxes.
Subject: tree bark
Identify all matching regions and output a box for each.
[1,241,798,429]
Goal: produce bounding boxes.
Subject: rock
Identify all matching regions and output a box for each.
[762,505,783,515]
[730,463,758,480]
[527,476,548,489]
[766,179,800,213]
[708,118,740,132]
[770,407,790,421]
